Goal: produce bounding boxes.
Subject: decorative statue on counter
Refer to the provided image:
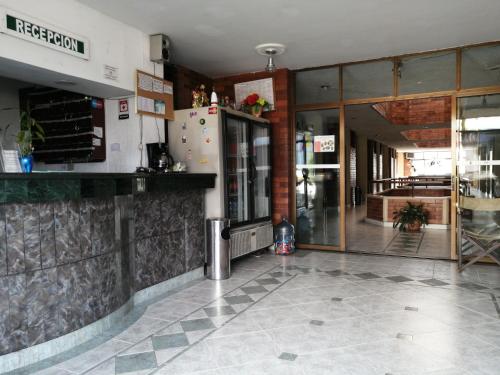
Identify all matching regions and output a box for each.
[220,95,235,109]
[192,84,209,108]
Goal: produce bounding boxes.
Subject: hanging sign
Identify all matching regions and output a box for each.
[313,135,336,153]
[0,7,90,59]
[119,99,129,120]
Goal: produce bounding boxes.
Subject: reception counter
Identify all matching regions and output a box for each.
[0,172,215,357]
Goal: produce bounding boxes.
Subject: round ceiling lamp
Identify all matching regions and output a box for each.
[255,43,286,72]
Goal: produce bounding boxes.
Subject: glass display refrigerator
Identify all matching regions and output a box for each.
[168,106,273,258]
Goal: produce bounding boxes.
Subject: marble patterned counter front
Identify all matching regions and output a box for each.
[0,173,214,356]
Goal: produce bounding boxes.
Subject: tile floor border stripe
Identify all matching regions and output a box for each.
[79,263,284,375]
[148,273,298,374]
[489,293,500,318]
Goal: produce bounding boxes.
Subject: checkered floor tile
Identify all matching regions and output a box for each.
[354,272,381,279]
[386,275,413,282]
[419,278,449,287]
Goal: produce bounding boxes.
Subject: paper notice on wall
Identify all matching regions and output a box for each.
[138,72,153,91]
[93,126,103,138]
[313,135,336,152]
[163,83,173,95]
[154,100,165,115]
[1,150,21,172]
[152,78,164,93]
[137,96,155,113]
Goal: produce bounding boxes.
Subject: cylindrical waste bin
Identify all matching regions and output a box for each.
[355,185,362,206]
[206,218,231,280]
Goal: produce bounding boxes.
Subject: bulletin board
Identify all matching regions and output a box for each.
[234,78,275,111]
[135,69,174,120]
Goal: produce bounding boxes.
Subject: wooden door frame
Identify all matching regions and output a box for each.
[292,104,344,252]
[290,40,500,255]
[453,89,500,261]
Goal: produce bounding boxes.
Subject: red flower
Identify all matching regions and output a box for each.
[246,93,259,106]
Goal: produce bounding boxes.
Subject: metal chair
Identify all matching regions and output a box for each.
[458,196,500,271]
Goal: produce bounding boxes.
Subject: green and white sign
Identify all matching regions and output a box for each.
[0,8,89,60]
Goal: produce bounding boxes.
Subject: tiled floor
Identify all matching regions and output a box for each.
[8,250,500,375]
[347,206,452,259]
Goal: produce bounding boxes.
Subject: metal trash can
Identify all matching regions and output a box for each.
[206,218,231,280]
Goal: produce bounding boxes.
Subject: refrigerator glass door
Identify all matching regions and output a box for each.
[226,116,250,224]
[252,122,271,220]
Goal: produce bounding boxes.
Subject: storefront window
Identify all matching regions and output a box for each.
[295,67,340,105]
[343,60,393,99]
[408,151,452,176]
[398,50,456,95]
[461,44,500,89]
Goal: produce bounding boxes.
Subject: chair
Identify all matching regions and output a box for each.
[458,196,500,271]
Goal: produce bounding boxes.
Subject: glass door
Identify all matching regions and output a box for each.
[225,115,250,226]
[251,122,271,221]
[457,94,500,268]
[295,109,342,248]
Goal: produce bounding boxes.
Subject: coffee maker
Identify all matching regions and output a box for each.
[146,142,174,172]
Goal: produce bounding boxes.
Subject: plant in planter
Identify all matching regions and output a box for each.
[393,201,429,232]
[240,93,269,117]
[16,111,45,173]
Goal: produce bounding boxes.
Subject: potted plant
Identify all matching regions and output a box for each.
[393,201,429,232]
[240,93,269,117]
[16,111,45,173]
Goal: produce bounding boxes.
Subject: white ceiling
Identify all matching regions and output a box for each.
[77,0,500,77]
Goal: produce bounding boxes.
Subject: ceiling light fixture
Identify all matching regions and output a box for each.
[255,43,286,73]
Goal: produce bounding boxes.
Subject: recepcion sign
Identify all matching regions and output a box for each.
[0,7,89,59]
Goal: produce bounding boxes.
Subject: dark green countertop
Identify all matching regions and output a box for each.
[0,172,216,203]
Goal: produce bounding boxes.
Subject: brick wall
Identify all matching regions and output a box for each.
[214,69,292,224]
[401,128,451,141]
[383,188,451,197]
[387,198,448,224]
[165,65,213,110]
[372,97,451,126]
[368,195,450,225]
[367,196,384,221]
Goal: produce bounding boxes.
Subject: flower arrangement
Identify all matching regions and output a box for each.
[240,93,269,117]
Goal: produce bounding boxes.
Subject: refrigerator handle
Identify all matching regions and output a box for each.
[249,159,257,184]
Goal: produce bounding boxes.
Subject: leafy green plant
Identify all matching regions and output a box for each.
[393,201,429,232]
[16,111,45,157]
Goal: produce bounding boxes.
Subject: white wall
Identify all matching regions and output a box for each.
[0,0,147,92]
[0,0,164,172]
[0,76,30,150]
[73,96,164,173]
